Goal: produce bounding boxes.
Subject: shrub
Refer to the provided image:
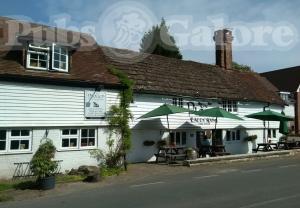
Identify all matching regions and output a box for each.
[244,135,258,142]
[30,140,57,179]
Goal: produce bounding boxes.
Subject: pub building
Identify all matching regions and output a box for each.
[0,17,285,178]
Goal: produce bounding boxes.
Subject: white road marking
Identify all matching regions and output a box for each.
[218,169,239,174]
[241,169,262,173]
[130,181,165,188]
[239,193,300,208]
[194,175,219,179]
[279,164,298,169]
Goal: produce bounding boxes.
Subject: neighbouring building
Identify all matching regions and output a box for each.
[261,67,300,134]
[0,18,285,178]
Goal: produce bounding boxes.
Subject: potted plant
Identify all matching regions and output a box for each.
[30,139,58,190]
[186,148,197,160]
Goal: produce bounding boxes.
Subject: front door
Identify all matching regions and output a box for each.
[196,131,205,149]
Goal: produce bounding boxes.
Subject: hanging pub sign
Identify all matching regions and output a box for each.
[84,90,106,118]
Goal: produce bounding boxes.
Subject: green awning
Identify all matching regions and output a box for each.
[245,110,294,121]
[139,104,190,119]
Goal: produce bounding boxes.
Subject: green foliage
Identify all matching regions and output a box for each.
[101,167,124,178]
[0,183,14,192]
[56,175,85,184]
[140,18,182,59]
[30,140,57,179]
[232,62,252,72]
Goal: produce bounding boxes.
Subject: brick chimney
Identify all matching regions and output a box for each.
[295,90,300,135]
[214,29,233,69]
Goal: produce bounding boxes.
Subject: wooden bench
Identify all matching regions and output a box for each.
[154,153,167,163]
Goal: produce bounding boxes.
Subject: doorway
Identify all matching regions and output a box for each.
[212,129,223,145]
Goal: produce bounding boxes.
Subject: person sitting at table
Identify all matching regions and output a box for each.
[200,135,211,157]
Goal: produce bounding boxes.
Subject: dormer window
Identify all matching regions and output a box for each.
[52,43,69,72]
[26,43,69,72]
[27,44,50,70]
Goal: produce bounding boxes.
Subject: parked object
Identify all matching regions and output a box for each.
[30,139,58,190]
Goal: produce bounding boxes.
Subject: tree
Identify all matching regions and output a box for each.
[140,18,182,59]
[232,62,252,72]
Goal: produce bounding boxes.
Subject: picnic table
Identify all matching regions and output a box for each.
[254,143,278,152]
[278,141,299,150]
[199,145,230,157]
[155,146,186,163]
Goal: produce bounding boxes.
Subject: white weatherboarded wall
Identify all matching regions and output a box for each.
[0,81,119,127]
[0,81,120,179]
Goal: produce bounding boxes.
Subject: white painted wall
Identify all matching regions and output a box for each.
[127,93,284,162]
[0,81,120,179]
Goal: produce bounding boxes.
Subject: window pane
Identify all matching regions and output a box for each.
[54,46,60,53]
[60,62,67,69]
[236,130,241,140]
[0,141,6,150]
[0,130,6,140]
[70,129,77,135]
[11,130,20,137]
[61,47,67,54]
[81,129,88,137]
[61,54,66,62]
[62,129,69,135]
[31,53,38,59]
[182,132,187,145]
[232,132,236,140]
[39,60,47,68]
[20,140,29,150]
[88,138,95,146]
[54,61,60,68]
[81,138,88,147]
[21,130,30,136]
[70,138,77,147]
[170,132,175,145]
[54,53,59,61]
[10,140,19,150]
[30,59,38,67]
[62,139,69,147]
[39,54,47,61]
[89,129,95,137]
[273,130,276,138]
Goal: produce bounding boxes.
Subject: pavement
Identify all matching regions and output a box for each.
[1,154,300,208]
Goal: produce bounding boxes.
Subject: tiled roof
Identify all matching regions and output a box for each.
[0,16,284,105]
[100,47,284,105]
[261,66,300,92]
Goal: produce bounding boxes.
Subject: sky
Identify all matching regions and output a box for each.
[1,0,300,72]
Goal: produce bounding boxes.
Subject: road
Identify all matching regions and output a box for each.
[1,156,300,208]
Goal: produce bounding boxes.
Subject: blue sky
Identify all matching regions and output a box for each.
[1,0,300,72]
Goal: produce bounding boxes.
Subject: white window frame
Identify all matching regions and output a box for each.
[170,131,187,146]
[0,130,8,153]
[222,100,238,112]
[8,129,32,153]
[61,129,79,150]
[80,129,97,149]
[26,43,50,70]
[225,129,241,142]
[52,43,69,72]
[60,128,97,150]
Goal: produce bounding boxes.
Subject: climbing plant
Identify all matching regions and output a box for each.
[106,66,134,170]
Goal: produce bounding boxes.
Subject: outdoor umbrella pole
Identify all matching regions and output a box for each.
[214,117,218,145]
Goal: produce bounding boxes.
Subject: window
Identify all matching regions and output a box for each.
[61,128,97,150]
[236,130,241,141]
[280,92,290,102]
[172,98,183,108]
[26,43,69,72]
[222,100,238,112]
[61,129,78,149]
[81,129,96,148]
[272,129,276,138]
[0,130,6,151]
[226,131,231,141]
[52,43,69,72]
[226,130,241,142]
[9,130,31,151]
[267,129,271,138]
[27,44,49,70]
[169,131,187,146]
